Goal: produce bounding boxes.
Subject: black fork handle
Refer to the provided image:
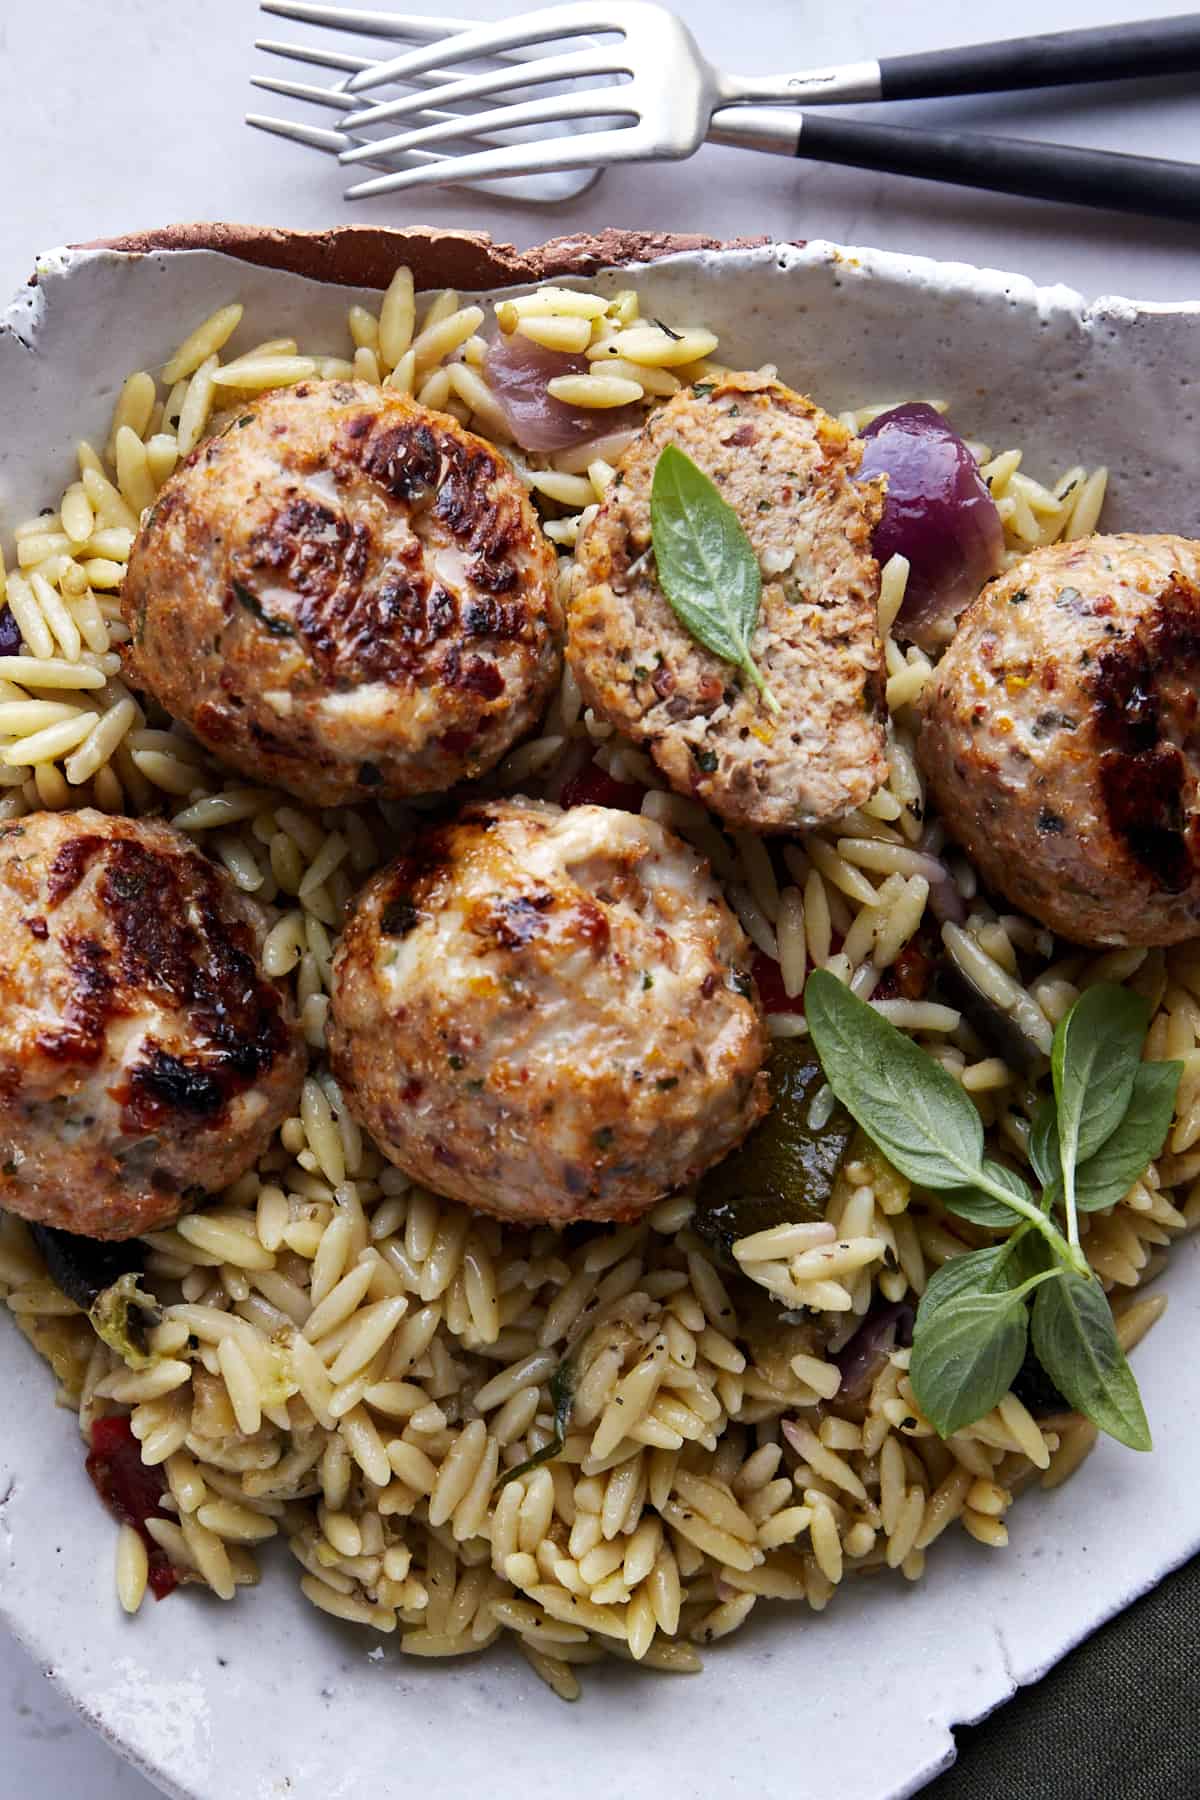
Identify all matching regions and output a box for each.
[878,13,1200,100]
[794,114,1200,221]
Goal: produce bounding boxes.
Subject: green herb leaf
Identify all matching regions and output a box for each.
[90,1272,160,1372]
[1031,1269,1151,1451]
[231,579,295,639]
[650,444,778,711]
[494,1357,576,1490]
[1052,985,1150,1236]
[1028,1097,1060,1190]
[1005,1225,1056,1286]
[1043,1061,1183,1214]
[943,1159,1037,1229]
[910,1285,1030,1439]
[805,971,987,1193]
[915,1244,1014,1319]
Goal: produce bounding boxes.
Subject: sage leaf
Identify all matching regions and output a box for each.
[805,971,987,1193]
[910,1286,1030,1439]
[943,1158,1037,1230]
[650,444,777,708]
[1044,1061,1183,1214]
[1052,985,1150,1220]
[1031,1269,1151,1451]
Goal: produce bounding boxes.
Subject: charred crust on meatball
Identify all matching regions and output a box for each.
[36,934,112,1065]
[440,644,507,700]
[358,417,443,502]
[46,833,104,905]
[1098,747,1192,891]
[380,897,421,937]
[1090,574,1200,893]
[370,832,455,942]
[355,413,521,600]
[484,890,558,952]
[41,831,294,1136]
[127,1049,235,1127]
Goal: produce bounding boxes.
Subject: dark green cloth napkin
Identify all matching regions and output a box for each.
[923,1552,1198,1798]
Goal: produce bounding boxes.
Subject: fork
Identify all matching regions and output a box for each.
[250,6,605,201]
[320,2,1200,218]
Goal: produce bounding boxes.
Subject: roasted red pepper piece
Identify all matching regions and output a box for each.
[559,758,647,813]
[86,1415,180,1599]
[751,950,805,1016]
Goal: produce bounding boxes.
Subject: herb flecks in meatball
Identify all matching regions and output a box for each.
[122,380,562,807]
[919,534,1200,946]
[0,810,305,1239]
[329,798,769,1223]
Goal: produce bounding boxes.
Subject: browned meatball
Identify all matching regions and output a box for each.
[122,380,562,806]
[919,534,1200,946]
[329,798,769,1224]
[568,373,887,832]
[0,811,305,1240]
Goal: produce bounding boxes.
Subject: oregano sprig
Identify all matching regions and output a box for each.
[649,444,779,712]
[806,971,1182,1452]
[802,971,1084,1272]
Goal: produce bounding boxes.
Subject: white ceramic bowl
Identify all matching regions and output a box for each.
[1,228,1197,1800]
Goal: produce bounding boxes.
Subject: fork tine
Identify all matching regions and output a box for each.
[255,31,562,90]
[342,3,615,94]
[340,86,634,163]
[343,46,624,131]
[247,111,492,172]
[250,79,525,134]
[344,123,642,197]
[247,112,356,153]
[251,74,360,110]
[255,36,374,73]
[259,3,479,41]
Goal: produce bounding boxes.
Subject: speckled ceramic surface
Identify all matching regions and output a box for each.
[1,233,1197,1800]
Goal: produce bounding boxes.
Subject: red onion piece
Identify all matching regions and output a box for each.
[831,1301,916,1400]
[484,330,642,453]
[917,823,967,924]
[928,876,968,926]
[859,403,1005,650]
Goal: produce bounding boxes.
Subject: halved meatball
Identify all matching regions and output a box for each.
[122,379,562,806]
[568,374,888,832]
[0,811,305,1239]
[919,534,1200,946]
[329,798,768,1223]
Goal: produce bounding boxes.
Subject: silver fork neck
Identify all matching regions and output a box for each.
[719,60,883,107]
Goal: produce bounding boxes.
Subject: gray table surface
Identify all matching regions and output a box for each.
[2,0,1198,1793]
